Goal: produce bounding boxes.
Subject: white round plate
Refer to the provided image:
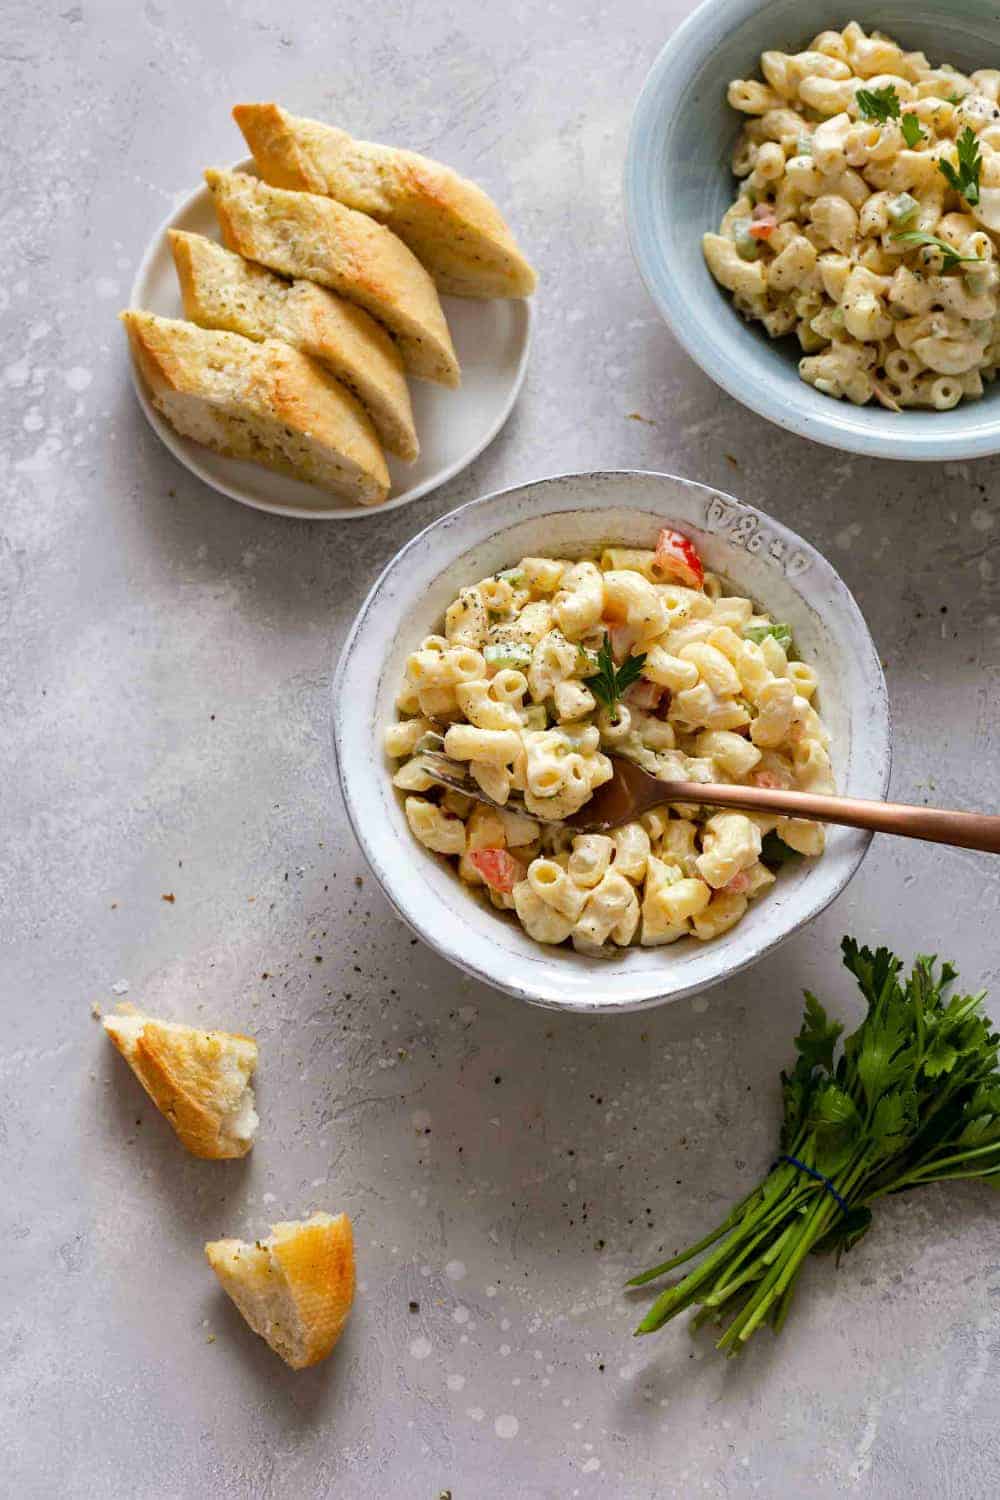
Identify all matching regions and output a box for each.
[127,161,534,520]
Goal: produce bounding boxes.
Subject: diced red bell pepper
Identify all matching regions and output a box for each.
[653,528,705,589]
[468,847,523,893]
[749,204,777,240]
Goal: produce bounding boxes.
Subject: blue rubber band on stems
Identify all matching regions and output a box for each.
[776,1153,851,1217]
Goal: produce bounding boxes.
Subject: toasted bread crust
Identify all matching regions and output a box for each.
[233,103,537,300]
[104,1007,258,1159]
[205,168,459,387]
[168,231,418,461]
[121,309,390,503]
[205,1212,355,1368]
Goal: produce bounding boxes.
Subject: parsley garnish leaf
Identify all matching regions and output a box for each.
[856,84,901,123]
[939,125,982,205]
[891,227,983,271]
[584,633,646,720]
[901,112,925,148]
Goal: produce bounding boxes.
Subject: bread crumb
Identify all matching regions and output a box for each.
[627,411,656,425]
[91,1001,103,1019]
[161,892,175,903]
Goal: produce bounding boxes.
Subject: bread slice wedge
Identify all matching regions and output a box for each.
[205,168,459,387]
[169,231,418,461]
[205,1212,355,1368]
[121,310,390,505]
[233,103,538,300]
[103,1004,258,1159]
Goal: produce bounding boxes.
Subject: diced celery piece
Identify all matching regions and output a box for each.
[484,642,532,670]
[733,219,760,262]
[520,705,548,731]
[888,192,919,225]
[576,646,599,676]
[744,622,794,651]
[496,568,525,586]
[795,136,813,156]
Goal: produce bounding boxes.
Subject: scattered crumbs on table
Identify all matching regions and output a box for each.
[111,980,129,996]
[161,892,175,903]
[109,901,118,909]
[627,410,656,425]
[724,452,740,467]
[90,1001,102,1019]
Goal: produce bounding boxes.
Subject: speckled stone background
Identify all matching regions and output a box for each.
[4,1,1000,1495]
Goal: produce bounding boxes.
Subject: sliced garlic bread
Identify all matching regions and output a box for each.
[204,168,459,387]
[103,1004,258,1159]
[206,1212,355,1368]
[233,103,537,300]
[169,231,418,461]
[121,310,390,505]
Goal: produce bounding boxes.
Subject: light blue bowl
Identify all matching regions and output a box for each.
[625,0,1000,460]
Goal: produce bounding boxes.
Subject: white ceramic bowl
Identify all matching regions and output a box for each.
[333,471,891,1012]
[128,160,534,520]
[625,0,1000,460]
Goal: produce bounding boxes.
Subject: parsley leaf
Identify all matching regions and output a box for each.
[856,84,901,123]
[891,228,983,271]
[939,125,982,205]
[901,112,925,148]
[584,633,646,720]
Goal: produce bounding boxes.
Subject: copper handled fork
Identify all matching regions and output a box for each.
[416,746,1000,854]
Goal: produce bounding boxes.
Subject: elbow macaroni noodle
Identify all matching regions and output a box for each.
[705,23,1000,411]
[385,538,833,956]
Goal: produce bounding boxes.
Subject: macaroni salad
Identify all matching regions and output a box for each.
[384,531,833,956]
[703,22,1000,411]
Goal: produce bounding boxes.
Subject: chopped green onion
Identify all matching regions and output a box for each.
[496,568,525,586]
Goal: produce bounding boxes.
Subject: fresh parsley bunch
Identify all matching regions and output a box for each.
[630,939,1000,1354]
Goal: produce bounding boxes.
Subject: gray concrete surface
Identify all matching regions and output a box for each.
[4,1,1000,1495]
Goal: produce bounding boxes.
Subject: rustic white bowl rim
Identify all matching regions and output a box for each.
[332,470,891,1012]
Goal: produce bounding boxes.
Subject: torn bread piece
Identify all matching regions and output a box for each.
[205,168,459,387]
[103,1004,258,1159]
[169,231,418,461]
[206,1212,355,1368]
[233,103,537,300]
[121,310,390,505]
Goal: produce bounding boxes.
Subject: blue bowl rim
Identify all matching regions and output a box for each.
[624,0,1000,461]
